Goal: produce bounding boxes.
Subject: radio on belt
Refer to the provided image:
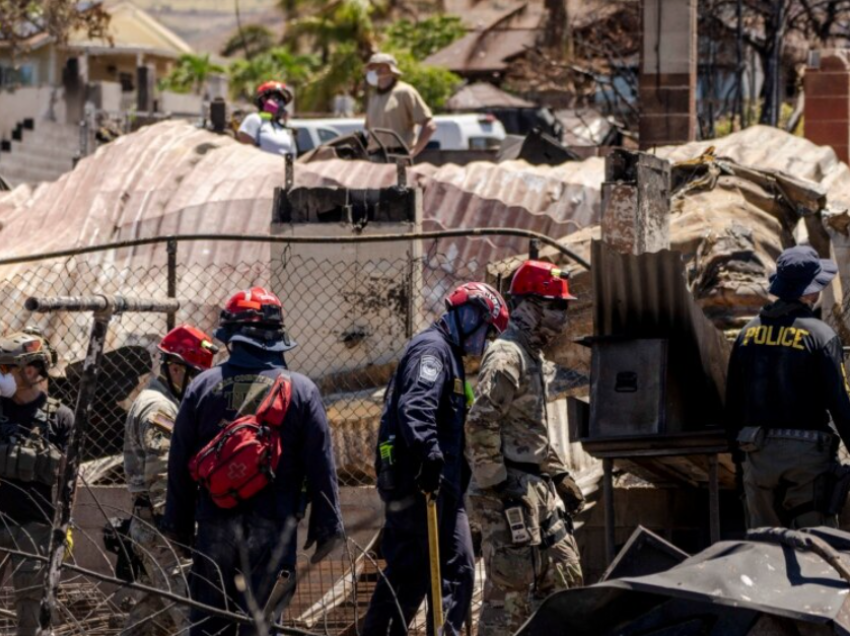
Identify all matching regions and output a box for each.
[504,505,530,544]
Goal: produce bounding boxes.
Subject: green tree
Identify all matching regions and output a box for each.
[220,24,275,59]
[284,0,378,63]
[297,41,363,112]
[391,51,461,110]
[159,53,225,95]
[384,15,465,59]
[227,47,321,102]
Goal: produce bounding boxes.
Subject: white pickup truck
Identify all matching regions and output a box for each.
[289,114,506,154]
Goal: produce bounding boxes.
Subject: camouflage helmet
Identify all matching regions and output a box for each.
[0,328,57,370]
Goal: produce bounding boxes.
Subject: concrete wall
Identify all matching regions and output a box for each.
[270,192,423,380]
[0,86,69,138]
[87,81,122,112]
[160,91,202,116]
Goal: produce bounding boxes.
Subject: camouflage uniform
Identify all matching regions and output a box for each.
[123,377,189,636]
[466,302,582,636]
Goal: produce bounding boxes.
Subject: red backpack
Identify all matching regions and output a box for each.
[189,372,292,509]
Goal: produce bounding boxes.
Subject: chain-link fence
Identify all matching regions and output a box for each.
[0,232,589,635]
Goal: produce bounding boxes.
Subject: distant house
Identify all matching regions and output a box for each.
[426,0,773,125]
[0,1,210,186]
[0,1,203,118]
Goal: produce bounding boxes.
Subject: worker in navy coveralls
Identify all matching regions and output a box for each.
[163,286,344,636]
[363,282,509,636]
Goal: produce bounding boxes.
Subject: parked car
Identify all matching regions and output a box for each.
[289,114,506,154]
[429,114,506,151]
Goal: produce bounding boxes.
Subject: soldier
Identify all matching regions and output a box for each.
[727,245,850,528]
[466,260,585,636]
[123,325,217,636]
[363,282,508,636]
[163,287,344,636]
[0,329,73,636]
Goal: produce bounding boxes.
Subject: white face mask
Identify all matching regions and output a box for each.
[366,70,379,87]
[0,372,17,398]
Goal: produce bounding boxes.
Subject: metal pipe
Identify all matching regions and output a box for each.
[708,454,720,544]
[35,293,182,631]
[603,458,615,563]
[39,309,112,632]
[167,239,178,331]
[0,229,592,270]
[25,295,180,314]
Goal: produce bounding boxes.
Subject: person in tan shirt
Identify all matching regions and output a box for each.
[364,52,436,157]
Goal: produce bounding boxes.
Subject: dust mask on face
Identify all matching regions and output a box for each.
[366,70,379,87]
[0,371,17,398]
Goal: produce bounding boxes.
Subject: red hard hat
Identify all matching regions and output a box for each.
[445,282,509,334]
[255,81,293,106]
[220,287,284,327]
[509,260,577,300]
[158,325,218,371]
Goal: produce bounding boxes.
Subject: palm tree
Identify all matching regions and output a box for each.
[227,47,320,102]
[283,0,379,63]
[163,54,226,95]
[221,24,275,59]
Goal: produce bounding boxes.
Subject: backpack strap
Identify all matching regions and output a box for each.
[256,371,292,428]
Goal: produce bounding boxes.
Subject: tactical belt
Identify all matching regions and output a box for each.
[766,428,833,445]
[504,458,544,476]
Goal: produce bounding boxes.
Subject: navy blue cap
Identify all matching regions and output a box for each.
[768,245,838,300]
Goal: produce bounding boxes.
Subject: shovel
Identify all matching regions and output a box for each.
[427,493,444,635]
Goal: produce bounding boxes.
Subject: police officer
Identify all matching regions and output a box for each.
[0,329,73,636]
[123,325,216,636]
[466,261,584,636]
[363,282,509,636]
[727,245,850,528]
[163,287,344,636]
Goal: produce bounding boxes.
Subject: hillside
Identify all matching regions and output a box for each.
[121,0,284,53]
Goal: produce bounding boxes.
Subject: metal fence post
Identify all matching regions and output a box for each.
[529,238,540,260]
[38,306,112,633]
[167,238,178,331]
[28,295,181,634]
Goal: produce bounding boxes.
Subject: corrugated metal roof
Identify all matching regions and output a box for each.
[423,29,537,73]
[446,82,536,111]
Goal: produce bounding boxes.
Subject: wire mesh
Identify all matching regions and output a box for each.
[0,235,589,636]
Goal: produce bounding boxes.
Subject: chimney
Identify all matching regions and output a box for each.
[639,0,698,149]
[804,50,850,164]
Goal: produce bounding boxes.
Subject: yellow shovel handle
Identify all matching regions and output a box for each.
[426,494,444,634]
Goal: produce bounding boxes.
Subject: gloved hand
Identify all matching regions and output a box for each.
[554,472,585,516]
[310,532,345,564]
[164,530,193,560]
[417,455,444,497]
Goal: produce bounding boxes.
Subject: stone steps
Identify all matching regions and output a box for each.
[0,119,78,185]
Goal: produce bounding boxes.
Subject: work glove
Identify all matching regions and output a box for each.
[554,472,585,516]
[164,530,193,560]
[309,532,345,564]
[417,455,445,497]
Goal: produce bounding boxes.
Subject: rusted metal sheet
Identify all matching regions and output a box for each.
[445,82,535,111]
[521,526,850,636]
[592,240,731,429]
